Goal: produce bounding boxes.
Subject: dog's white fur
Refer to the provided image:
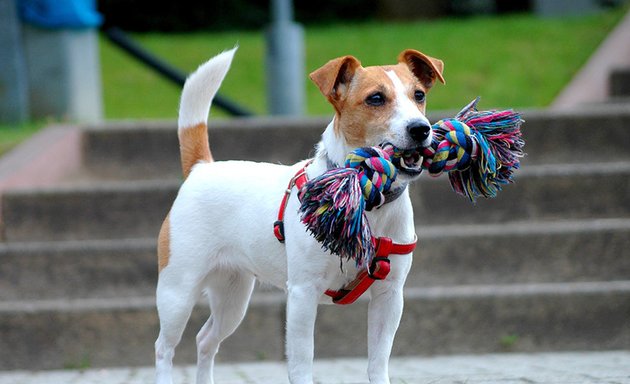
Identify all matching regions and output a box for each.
[155,47,444,384]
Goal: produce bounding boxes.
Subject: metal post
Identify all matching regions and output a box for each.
[265,0,305,116]
[0,0,29,124]
[21,25,104,123]
[17,0,104,123]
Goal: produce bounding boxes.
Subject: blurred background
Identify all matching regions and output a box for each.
[3,0,628,130]
[94,0,626,118]
[0,0,630,375]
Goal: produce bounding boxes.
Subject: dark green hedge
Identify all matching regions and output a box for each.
[98,0,378,32]
[97,0,537,32]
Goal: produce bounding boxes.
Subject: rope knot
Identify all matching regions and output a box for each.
[345,147,398,211]
[422,119,477,176]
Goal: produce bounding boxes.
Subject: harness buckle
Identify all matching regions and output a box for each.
[273,220,285,243]
[367,237,394,279]
[368,257,391,280]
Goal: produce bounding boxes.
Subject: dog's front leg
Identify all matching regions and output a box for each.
[367,277,406,384]
[285,282,321,384]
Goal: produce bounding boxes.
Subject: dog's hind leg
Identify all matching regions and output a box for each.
[155,275,201,384]
[195,270,255,384]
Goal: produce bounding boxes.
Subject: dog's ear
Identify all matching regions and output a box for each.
[398,49,445,89]
[309,55,362,108]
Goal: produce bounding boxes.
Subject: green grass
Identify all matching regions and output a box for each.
[0,121,47,156]
[100,8,626,119]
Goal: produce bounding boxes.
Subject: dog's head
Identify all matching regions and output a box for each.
[311,49,445,180]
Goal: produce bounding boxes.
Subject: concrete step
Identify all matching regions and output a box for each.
[1,281,629,370]
[604,96,630,106]
[610,67,630,97]
[415,218,630,286]
[0,238,157,300]
[412,161,630,225]
[78,106,630,181]
[1,180,177,242]
[3,162,629,242]
[2,219,630,301]
[79,118,326,181]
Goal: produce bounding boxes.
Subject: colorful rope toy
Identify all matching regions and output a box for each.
[298,98,524,267]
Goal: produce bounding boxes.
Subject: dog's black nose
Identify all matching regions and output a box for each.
[407,120,431,144]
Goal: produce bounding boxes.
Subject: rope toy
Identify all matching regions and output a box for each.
[422,97,524,200]
[298,147,397,263]
[298,98,524,267]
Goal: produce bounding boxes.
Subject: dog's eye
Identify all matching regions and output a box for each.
[414,90,426,103]
[365,92,385,106]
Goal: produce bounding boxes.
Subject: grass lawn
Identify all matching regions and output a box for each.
[101,7,626,119]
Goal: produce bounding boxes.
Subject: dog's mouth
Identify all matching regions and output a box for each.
[397,149,424,176]
[381,143,424,176]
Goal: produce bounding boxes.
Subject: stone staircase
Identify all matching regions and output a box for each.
[1,106,630,370]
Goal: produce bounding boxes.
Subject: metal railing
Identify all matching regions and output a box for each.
[103,26,253,117]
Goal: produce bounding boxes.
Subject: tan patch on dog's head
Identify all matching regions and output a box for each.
[310,49,445,148]
[157,213,171,272]
[333,66,398,146]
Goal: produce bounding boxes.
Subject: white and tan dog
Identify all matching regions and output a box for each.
[155,47,444,384]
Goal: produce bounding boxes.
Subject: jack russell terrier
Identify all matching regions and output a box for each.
[155,47,445,384]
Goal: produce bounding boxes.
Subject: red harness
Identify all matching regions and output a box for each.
[273,163,417,305]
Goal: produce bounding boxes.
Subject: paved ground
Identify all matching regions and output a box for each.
[552,8,630,109]
[1,351,628,384]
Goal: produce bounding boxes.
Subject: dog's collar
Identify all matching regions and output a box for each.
[382,185,407,205]
[325,155,337,170]
[273,162,417,305]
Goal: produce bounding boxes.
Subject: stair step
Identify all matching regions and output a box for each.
[610,67,630,97]
[1,281,629,370]
[2,218,630,300]
[80,118,326,180]
[518,104,630,166]
[3,162,629,242]
[414,218,630,286]
[1,180,178,242]
[0,238,157,300]
[412,161,630,226]
[0,293,285,370]
[78,107,630,181]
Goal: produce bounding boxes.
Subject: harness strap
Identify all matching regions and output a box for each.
[273,164,310,243]
[324,237,416,305]
[274,163,417,305]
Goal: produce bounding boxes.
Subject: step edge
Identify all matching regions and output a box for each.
[3,281,629,314]
[404,280,630,300]
[416,217,630,239]
[5,160,630,195]
[3,217,630,250]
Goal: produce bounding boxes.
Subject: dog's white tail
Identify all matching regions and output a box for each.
[177,47,236,178]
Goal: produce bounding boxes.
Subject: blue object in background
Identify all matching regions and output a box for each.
[17,0,103,29]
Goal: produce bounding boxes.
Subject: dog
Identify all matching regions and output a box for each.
[155,47,444,384]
